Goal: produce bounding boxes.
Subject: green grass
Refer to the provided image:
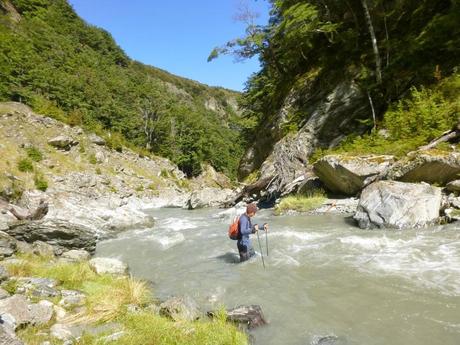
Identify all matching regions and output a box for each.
[17,158,34,172]
[3,254,248,345]
[26,146,44,162]
[34,172,48,191]
[274,191,327,215]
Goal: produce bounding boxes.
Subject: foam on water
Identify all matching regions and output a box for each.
[157,217,199,231]
[148,232,186,249]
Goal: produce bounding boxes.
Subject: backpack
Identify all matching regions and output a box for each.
[228,216,240,240]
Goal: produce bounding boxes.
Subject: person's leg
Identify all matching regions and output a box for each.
[238,242,250,262]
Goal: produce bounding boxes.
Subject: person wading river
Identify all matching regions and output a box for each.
[237,203,268,262]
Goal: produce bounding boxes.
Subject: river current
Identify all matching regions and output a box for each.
[96,207,460,345]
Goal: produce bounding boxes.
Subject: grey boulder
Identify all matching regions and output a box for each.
[48,135,78,150]
[159,296,201,322]
[354,181,442,229]
[89,257,128,275]
[314,155,394,195]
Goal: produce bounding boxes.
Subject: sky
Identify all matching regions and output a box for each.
[68,0,270,91]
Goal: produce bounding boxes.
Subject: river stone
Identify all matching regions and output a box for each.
[32,241,55,257]
[0,288,10,300]
[5,219,97,253]
[445,179,460,192]
[0,231,17,259]
[0,295,31,328]
[89,257,128,275]
[16,277,59,298]
[313,155,395,196]
[159,296,201,322]
[48,135,77,150]
[29,300,54,325]
[59,290,86,309]
[354,181,442,229]
[0,325,24,345]
[60,249,91,263]
[50,323,73,341]
[225,305,267,329]
[384,151,460,186]
[0,265,10,282]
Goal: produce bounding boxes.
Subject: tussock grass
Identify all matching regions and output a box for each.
[6,254,248,345]
[275,191,327,215]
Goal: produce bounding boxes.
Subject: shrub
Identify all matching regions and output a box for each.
[26,147,43,162]
[17,158,34,172]
[34,172,48,191]
[88,153,97,164]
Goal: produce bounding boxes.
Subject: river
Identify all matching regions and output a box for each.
[96,207,460,345]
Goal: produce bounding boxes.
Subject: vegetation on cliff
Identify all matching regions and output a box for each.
[211,0,459,173]
[0,0,247,178]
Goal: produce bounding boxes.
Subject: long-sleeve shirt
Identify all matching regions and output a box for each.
[238,213,256,248]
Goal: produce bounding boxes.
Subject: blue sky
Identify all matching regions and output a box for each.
[68,0,270,91]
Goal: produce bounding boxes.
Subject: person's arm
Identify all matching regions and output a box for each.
[239,216,254,235]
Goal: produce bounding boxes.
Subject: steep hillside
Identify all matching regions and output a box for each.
[0,0,246,178]
[211,0,459,200]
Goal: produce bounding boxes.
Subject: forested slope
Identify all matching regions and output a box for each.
[0,0,247,178]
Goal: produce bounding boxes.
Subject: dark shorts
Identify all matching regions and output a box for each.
[237,242,255,262]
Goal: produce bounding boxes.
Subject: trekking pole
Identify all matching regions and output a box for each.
[256,230,266,269]
[265,229,269,256]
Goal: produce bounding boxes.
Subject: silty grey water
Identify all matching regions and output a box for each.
[96,207,460,345]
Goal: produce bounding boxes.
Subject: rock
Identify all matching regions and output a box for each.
[29,300,54,325]
[444,208,460,222]
[88,133,106,146]
[159,296,201,322]
[5,219,97,253]
[53,305,67,322]
[0,231,16,259]
[102,331,125,342]
[0,295,30,328]
[446,179,460,193]
[59,290,86,309]
[60,249,91,263]
[50,323,73,341]
[15,241,33,255]
[384,151,460,186]
[0,325,24,345]
[0,265,10,282]
[32,241,55,257]
[354,181,442,229]
[0,288,10,300]
[48,135,78,150]
[95,151,105,163]
[313,155,395,195]
[312,198,359,214]
[187,188,234,209]
[223,305,266,329]
[16,278,59,297]
[89,258,128,275]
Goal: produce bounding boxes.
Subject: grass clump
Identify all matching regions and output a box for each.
[34,172,48,191]
[275,190,327,215]
[88,153,98,165]
[26,146,43,162]
[17,158,34,172]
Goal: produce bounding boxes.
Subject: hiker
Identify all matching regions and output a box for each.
[237,203,268,262]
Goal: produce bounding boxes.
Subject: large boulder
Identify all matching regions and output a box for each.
[0,325,24,345]
[314,155,395,195]
[88,133,106,146]
[186,188,234,209]
[354,181,442,229]
[384,151,460,185]
[0,295,31,329]
[5,219,97,253]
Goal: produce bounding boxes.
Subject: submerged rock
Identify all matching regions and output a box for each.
[354,181,442,229]
[313,155,394,195]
